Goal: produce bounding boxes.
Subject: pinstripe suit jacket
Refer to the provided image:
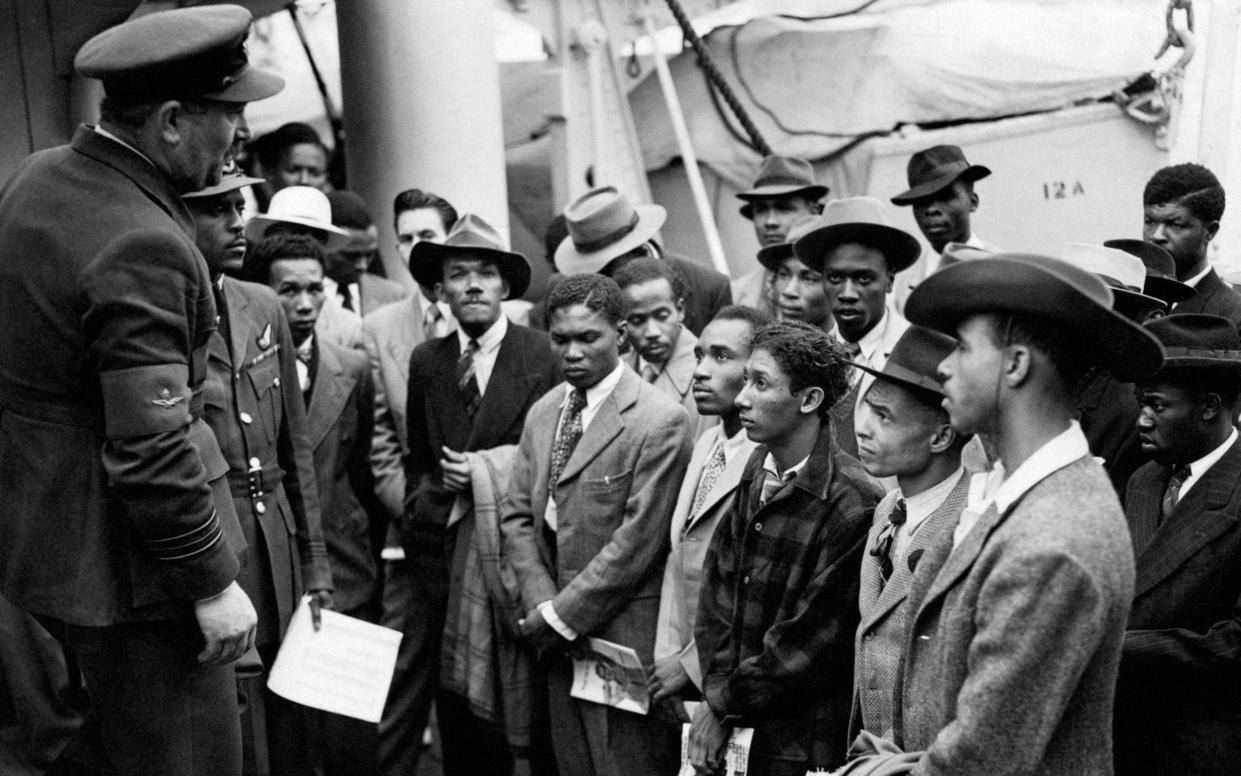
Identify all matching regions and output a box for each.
[853,472,969,739]
[1116,436,1241,775]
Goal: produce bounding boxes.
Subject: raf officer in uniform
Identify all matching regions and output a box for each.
[183,175,334,775]
[0,7,282,775]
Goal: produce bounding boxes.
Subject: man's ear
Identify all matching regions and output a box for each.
[968,190,979,213]
[500,278,511,302]
[800,385,826,416]
[1004,344,1032,388]
[883,271,895,294]
[1205,219,1221,244]
[154,100,184,145]
[1199,391,1224,422]
[928,421,957,454]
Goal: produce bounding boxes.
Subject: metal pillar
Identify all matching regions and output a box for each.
[336,0,509,289]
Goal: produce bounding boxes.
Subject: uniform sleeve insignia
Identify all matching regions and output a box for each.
[152,388,186,408]
[257,323,273,350]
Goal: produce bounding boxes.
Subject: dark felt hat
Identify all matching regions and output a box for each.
[1103,239,1196,305]
[855,325,956,398]
[891,145,991,205]
[411,214,531,298]
[1143,314,1241,371]
[905,252,1165,382]
[75,5,283,104]
[793,197,921,274]
[737,155,829,218]
[755,214,822,272]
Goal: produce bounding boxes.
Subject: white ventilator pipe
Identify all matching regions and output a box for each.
[641,12,731,276]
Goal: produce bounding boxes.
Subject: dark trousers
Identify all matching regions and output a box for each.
[38,613,241,776]
[377,557,445,776]
[239,645,311,776]
[436,689,513,776]
[310,602,382,776]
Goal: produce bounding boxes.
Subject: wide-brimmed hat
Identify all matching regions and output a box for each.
[75,5,284,105]
[245,186,351,252]
[939,242,995,271]
[1061,243,1167,319]
[855,325,957,398]
[555,187,666,275]
[905,252,1165,382]
[410,214,530,298]
[1103,238,1196,305]
[793,197,921,274]
[755,214,822,272]
[1143,314,1241,371]
[891,145,991,205]
[183,170,265,200]
[737,155,829,218]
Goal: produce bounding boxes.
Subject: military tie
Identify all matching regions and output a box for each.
[213,281,232,359]
[872,498,907,585]
[457,338,481,418]
[1160,464,1192,522]
[690,443,728,517]
[548,389,588,499]
[758,467,795,507]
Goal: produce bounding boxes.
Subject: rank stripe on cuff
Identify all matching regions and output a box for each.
[147,509,223,560]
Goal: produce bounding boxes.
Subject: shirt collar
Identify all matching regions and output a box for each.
[564,361,626,410]
[93,125,158,169]
[856,308,889,359]
[1185,427,1238,482]
[456,313,507,355]
[901,468,964,530]
[297,334,315,362]
[991,421,1091,515]
[715,424,752,464]
[1184,263,1213,289]
[762,451,810,481]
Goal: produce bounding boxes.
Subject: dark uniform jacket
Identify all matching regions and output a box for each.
[205,277,331,647]
[697,426,881,774]
[0,126,243,625]
[307,339,388,617]
[1117,436,1241,775]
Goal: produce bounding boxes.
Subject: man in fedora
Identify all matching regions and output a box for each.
[404,215,561,775]
[732,155,828,317]
[324,189,408,317]
[555,186,732,335]
[1116,313,1241,775]
[754,214,834,332]
[851,325,972,740]
[1061,243,1170,496]
[1105,238,1197,313]
[890,145,996,313]
[794,196,918,459]
[245,184,362,349]
[1142,163,1241,330]
[501,274,691,776]
[0,6,283,773]
[843,253,1162,774]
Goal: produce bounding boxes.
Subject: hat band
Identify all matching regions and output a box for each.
[753,174,813,189]
[910,160,969,187]
[573,212,640,254]
[1163,346,1241,360]
[1097,274,1143,294]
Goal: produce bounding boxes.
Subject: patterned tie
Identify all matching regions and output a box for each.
[759,467,794,506]
[457,338,481,417]
[548,389,588,497]
[691,443,728,517]
[295,338,313,394]
[640,362,660,383]
[1161,464,1192,522]
[871,498,907,584]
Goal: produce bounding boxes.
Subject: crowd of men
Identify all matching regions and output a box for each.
[1,6,1239,776]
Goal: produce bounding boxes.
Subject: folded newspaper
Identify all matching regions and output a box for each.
[570,637,650,714]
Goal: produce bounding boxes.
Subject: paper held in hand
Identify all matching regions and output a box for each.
[677,703,755,776]
[267,596,402,723]
[570,637,651,715]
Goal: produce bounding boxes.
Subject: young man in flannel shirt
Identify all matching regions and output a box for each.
[689,320,883,776]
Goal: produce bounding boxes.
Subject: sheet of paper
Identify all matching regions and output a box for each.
[267,596,402,722]
[570,637,650,715]
[679,721,755,776]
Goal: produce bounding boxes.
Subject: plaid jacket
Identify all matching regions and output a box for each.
[697,424,882,772]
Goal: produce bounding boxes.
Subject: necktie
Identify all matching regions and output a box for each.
[759,467,794,506]
[548,389,588,497]
[691,443,728,517]
[423,303,442,338]
[457,338,481,417]
[640,362,660,383]
[840,340,861,358]
[1161,464,1192,522]
[339,285,354,312]
[213,282,232,358]
[871,498,907,584]
[295,339,313,394]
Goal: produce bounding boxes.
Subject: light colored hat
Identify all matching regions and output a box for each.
[554,187,666,275]
[1061,243,1166,317]
[245,186,351,252]
[183,169,264,199]
[1102,238,1195,305]
[794,196,921,274]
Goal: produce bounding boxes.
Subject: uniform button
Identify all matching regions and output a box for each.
[255,501,267,515]
[743,575,750,585]
[249,457,261,468]
[239,412,253,424]
[273,377,280,387]
[754,522,763,532]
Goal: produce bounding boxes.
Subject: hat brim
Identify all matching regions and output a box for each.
[906,257,1165,382]
[891,165,992,205]
[1145,275,1197,304]
[554,205,666,275]
[794,223,921,274]
[1157,347,1241,371]
[183,175,265,199]
[756,242,794,272]
[737,185,830,217]
[245,214,352,252]
[855,360,945,398]
[1112,288,1168,321]
[202,66,285,103]
[409,242,531,299]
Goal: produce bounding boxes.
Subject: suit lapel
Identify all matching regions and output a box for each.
[660,330,698,401]
[467,328,533,450]
[684,434,754,532]
[306,343,355,449]
[556,370,637,484]
[1126,466,1165,558]
[385,297,425,384]
[1134,438,1241,597]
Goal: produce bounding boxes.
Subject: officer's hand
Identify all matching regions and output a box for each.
[688,702,728,776]
[194,581,257,666]
[439,447,471,493]
[308,589,334,632]
[648,654,691,702]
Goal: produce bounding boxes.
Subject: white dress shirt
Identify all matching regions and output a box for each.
[455,314,507,395]
[1179,428,1238,501]
[893,467,964,559]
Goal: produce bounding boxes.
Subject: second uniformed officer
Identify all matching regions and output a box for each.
[184,172,334,774]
